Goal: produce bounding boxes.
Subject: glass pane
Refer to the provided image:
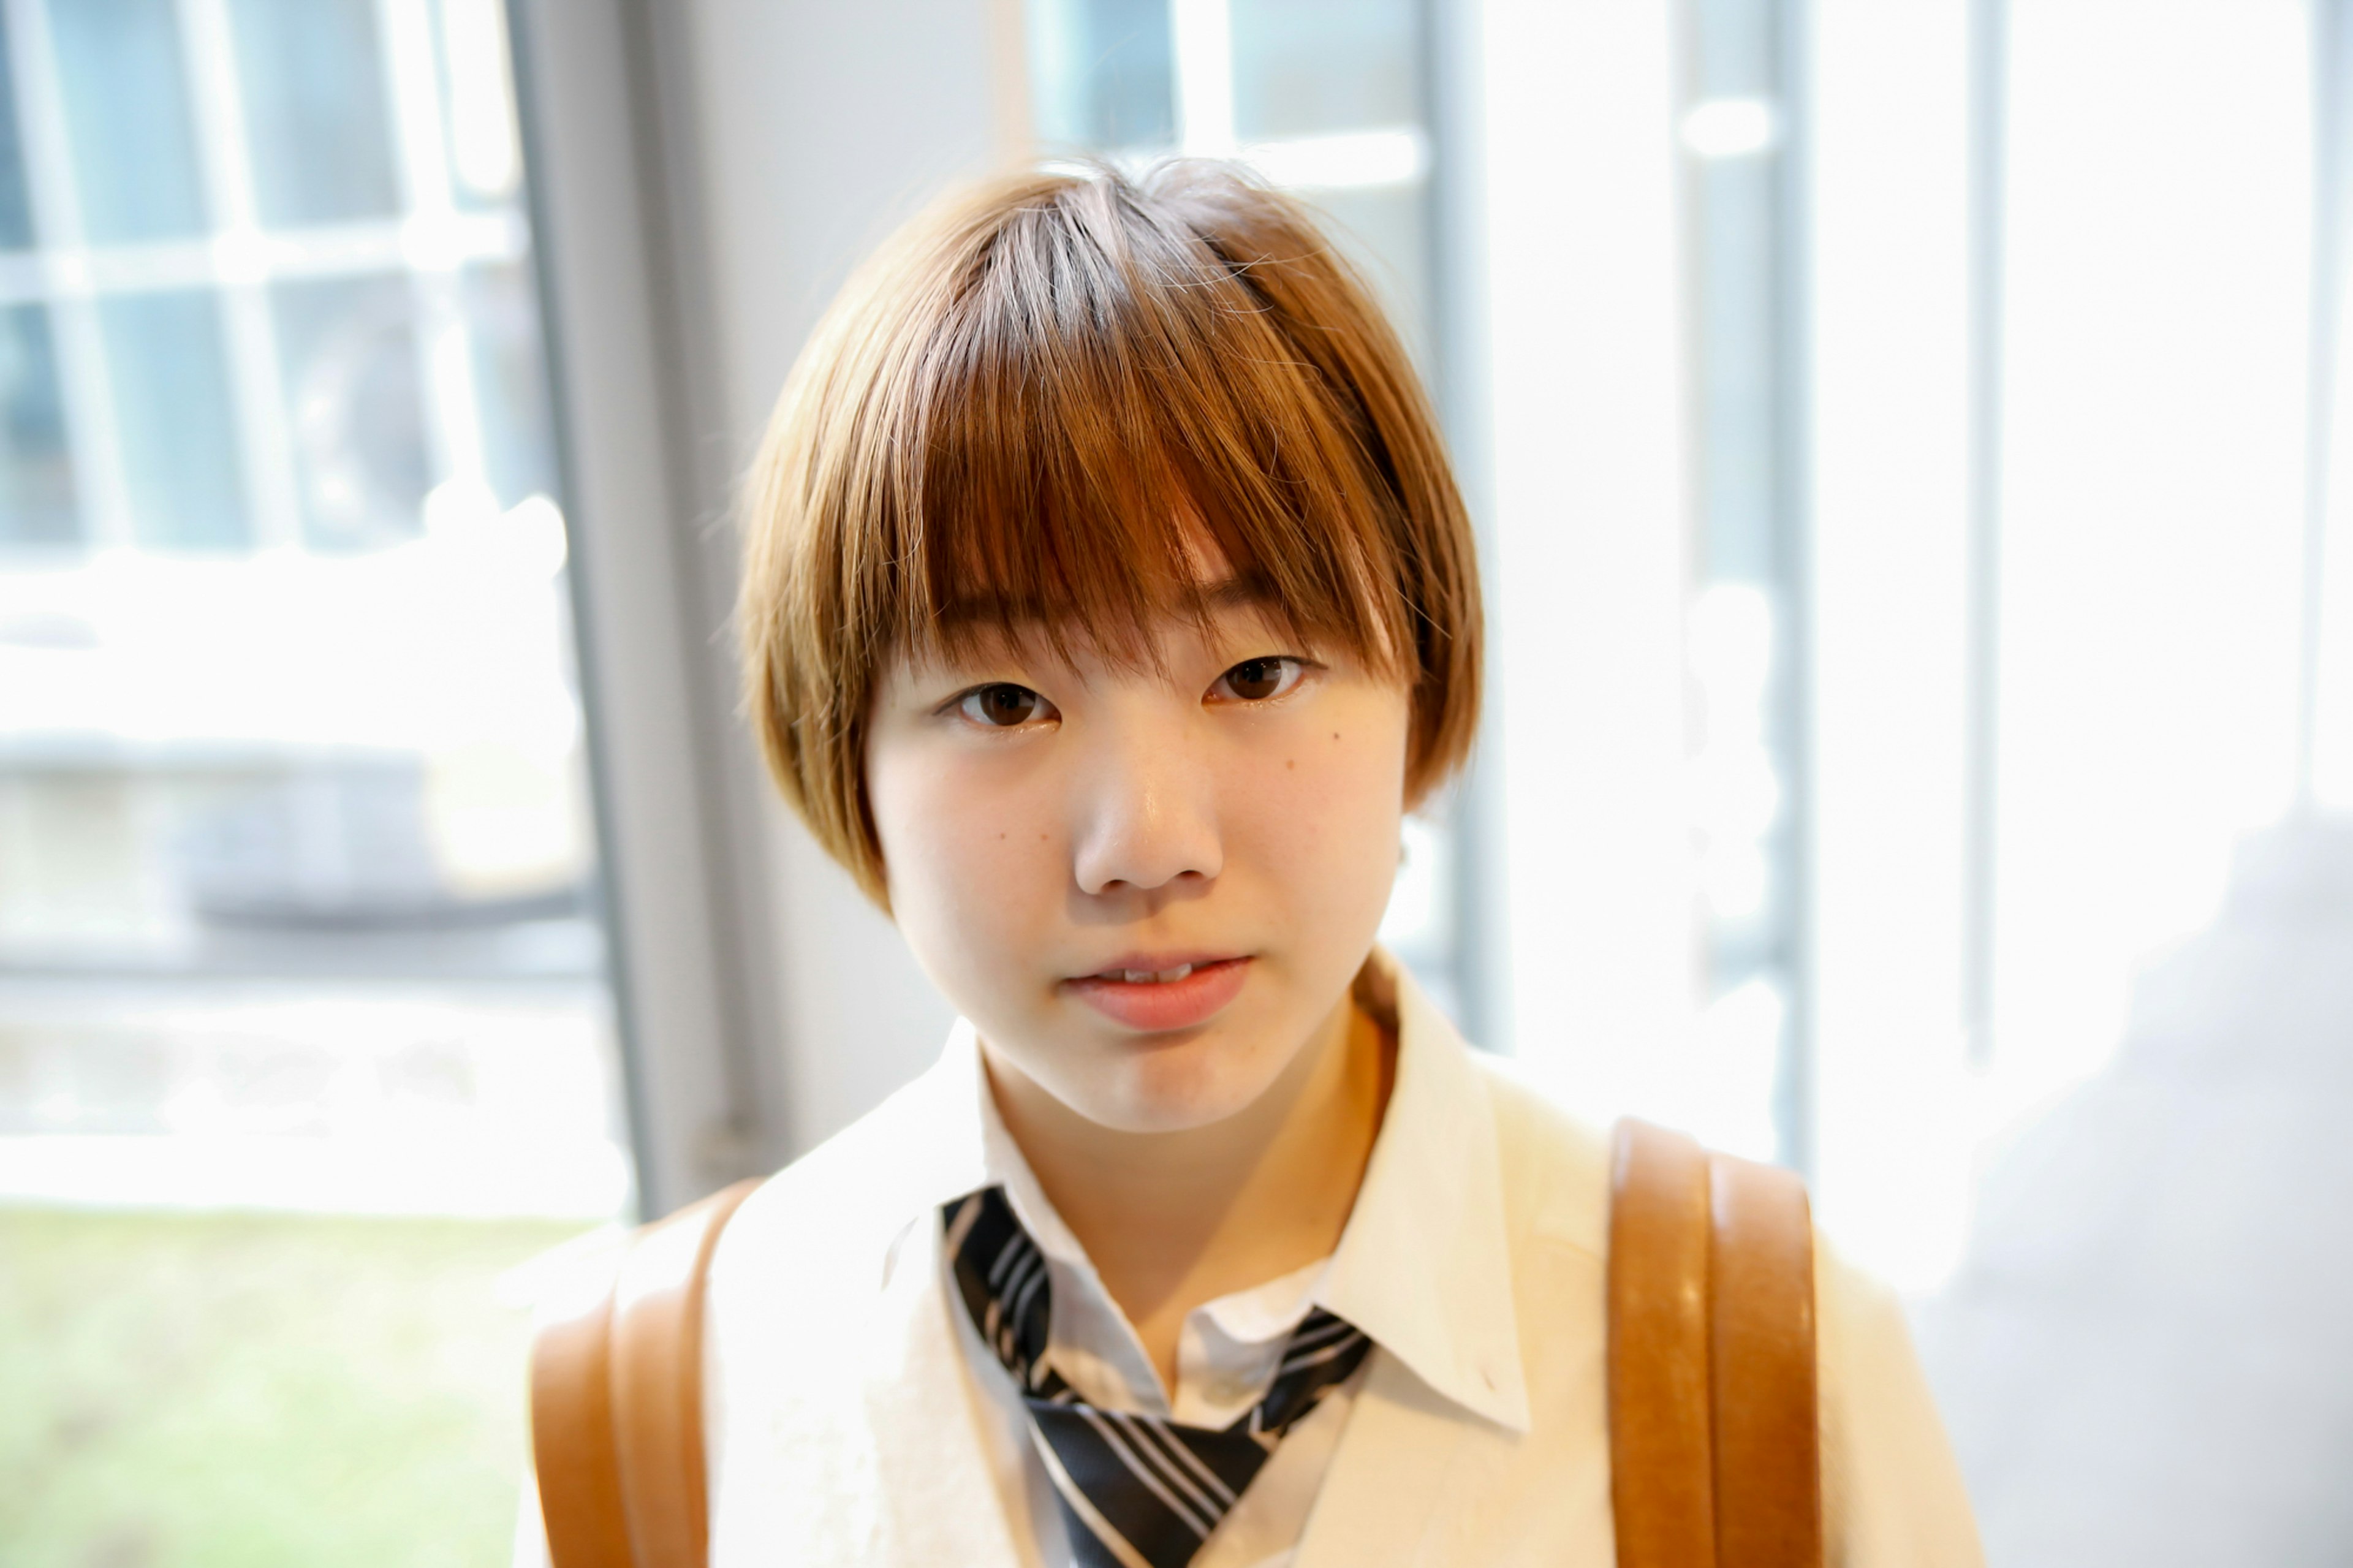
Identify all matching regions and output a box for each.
[227,0,402,229]
[272,274,430,551]
[1230,0,1420,142]
[1677,0,1799,1164]
[99,290,248,550]
[0,12,34,249]
[0,305,75,543]
[1307,181,1433,369]
[1,6,627,1561]
[1028,0,1176,150]
[1906,16,2323,1556]
[46,0,207,244]
[431,0,523,210]
[461,263,556,507]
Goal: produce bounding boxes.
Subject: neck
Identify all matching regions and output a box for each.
[983,985,1396,1395]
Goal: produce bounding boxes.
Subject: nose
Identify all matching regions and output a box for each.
[1069,709,1223,898]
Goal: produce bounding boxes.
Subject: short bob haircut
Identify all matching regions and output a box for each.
[738,161,1483,906]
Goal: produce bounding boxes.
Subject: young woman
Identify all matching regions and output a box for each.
[532,161,1981,1567]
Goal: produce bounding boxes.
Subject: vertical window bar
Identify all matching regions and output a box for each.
[1771,0,1814,1180]
[376,0,490,498]
[1678,0,1812,1170]
[1169,0,1233,154]
[1423,0,1503,1051]
[2300,0,2350,813]
[1962,0,2007,1070]
[0,10,32,248]
[1,0,132,547]
[176,0,305,551]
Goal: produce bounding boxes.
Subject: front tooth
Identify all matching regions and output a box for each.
[1122,969,1150,983]
[1156,965,1192,983]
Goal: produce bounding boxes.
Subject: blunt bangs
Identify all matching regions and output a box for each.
[740,161,1482,904]
[901,175,1403,676]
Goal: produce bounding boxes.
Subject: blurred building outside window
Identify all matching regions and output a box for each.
[0,0,628,1559]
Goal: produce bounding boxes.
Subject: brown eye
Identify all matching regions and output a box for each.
[959,684,1048,727]
[1214,657,1300,703]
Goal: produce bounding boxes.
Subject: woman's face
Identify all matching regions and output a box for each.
[865,583,1411,1134]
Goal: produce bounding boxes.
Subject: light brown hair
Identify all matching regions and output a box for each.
[738,161,1482,904]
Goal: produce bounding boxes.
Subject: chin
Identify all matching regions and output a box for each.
[1079,1029,1288,1134]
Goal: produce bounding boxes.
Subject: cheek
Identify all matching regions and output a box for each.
[868,744,1061,963]
[1229,693,1411,923]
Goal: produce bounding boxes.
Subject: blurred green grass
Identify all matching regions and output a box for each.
[0,1206,593,1567]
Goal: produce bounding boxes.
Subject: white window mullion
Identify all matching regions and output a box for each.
[2310,0,2353,811]
[176,0,306,552]
[1170,0,1235,156]
[2,0,135,549]
[377,0,490,498]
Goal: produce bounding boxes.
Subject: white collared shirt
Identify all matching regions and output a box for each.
[520,952,1985,1566]
[964,1054,1366,1567]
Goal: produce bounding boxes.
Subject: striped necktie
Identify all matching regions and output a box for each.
[945,1186,1373,1568]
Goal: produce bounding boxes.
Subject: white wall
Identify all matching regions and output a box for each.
[662,0,1021,1155]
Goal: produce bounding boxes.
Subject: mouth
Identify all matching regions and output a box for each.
[1063,954,1252,1032]
[1087,962,1208,984]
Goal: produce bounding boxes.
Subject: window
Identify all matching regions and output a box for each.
[0,0,623,1558]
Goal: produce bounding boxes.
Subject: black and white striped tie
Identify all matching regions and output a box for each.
[945,1186,1373,1568]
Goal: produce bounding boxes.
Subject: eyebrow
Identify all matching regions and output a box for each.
[931,570,1281,635]
[1197,574,1278,613]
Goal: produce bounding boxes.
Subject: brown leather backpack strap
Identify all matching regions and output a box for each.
[1707,1151,1822,1568]
[609,1177,761,1562]
[1608,1118,1718,1568]
[1609,1119,1824,1568]
[531,1237,632,1568]
[531,1177,762,1568]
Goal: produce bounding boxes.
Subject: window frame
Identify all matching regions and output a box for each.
[506,0,794,1217]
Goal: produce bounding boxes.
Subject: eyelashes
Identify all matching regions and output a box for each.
[1210,655,1308,704]
[943,654,1316,731]
[957,683,1055,728]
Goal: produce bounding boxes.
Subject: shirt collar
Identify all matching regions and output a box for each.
[874,948,1531,1434]
[849,1017,994,1272]
[1313,950,1531,1433]
[862,1014,1086,1232]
